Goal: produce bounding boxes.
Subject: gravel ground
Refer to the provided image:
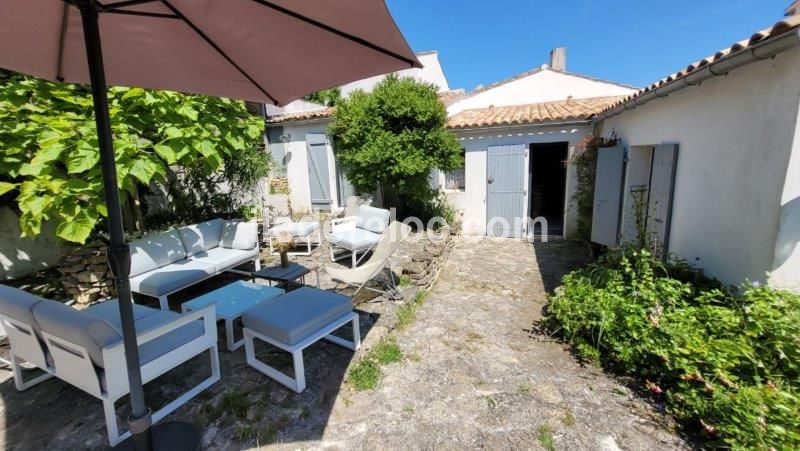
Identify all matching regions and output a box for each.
[0,236,687,450]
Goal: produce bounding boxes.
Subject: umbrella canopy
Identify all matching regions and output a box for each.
[1,0,420,105]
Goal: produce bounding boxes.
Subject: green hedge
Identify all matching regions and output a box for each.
[544,249,799,449]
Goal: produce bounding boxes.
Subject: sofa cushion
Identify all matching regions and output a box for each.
[0,285,46,335]
[132,309,205,366]
[329,228,381,251]
[32,300,122,368]
[178,219,225,257]
[243,287,352,346]
[189,247,258,273]
[83,299,159,330]
[129,230,188,277]
[355,205,390,234]
[220,221,258,250]
[129,259,216,297]
[269,221,319,238]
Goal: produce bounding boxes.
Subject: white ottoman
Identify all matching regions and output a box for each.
[242,287,360,392]
[268,221,321,256]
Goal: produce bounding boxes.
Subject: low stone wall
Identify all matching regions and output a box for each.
[57,242,115,305]
[401,223,459,289]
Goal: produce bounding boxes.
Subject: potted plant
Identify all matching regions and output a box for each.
[272,231,296,268]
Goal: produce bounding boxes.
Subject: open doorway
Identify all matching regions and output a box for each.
[529,142,568,238]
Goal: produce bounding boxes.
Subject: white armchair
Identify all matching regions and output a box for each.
[329,205,391,267]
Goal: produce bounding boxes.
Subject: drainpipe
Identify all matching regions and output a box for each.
[594,28,800,122]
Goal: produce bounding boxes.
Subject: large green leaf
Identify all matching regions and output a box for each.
[56,208,97,244]
[67,140,101,173]
[0,181,16,196]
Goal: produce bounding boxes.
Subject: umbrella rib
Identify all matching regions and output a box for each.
[159,0,278,104]
[248,0,418,68]
[97,0,161,8]
[104,9,179,19]
[56,2,70,82]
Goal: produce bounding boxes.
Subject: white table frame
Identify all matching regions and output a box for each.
[244,312,360,393]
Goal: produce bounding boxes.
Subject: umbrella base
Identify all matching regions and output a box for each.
[115,421,200,451]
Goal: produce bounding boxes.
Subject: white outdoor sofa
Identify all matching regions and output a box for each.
[329,205,391,268]
[129,219,260,310]
[0,284,220,446]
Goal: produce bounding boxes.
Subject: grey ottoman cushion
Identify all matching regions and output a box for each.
[33,300,122,368]
[0,284,46,335]
[243,287,352,346]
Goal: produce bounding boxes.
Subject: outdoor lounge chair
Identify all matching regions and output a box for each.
[326,221,412,300]
[0,285,220,446]
[329,205,391,267]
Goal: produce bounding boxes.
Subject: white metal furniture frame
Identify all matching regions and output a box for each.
[244,312,360,393]
[0,306,219,446]
[181,281,284,351]
[268,225,322,256]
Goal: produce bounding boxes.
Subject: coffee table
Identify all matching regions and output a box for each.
[181,281,284,351]
[251,262,319,291]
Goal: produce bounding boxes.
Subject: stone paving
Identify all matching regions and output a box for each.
[0,236,687,450]
[285,238,688,450]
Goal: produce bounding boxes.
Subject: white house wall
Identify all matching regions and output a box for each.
[447,124,592,237]
[274,120,340,213]
[340,51,450,97]
[597,47,800,289]
[448,69,637,115]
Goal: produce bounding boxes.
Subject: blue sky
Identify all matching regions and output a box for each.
[385,0,790,91]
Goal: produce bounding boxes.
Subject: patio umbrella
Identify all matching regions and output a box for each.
[0,0,419,449]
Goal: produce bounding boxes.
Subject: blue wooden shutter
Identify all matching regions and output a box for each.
[306,133,331,207]
[647,144,679,258]
[591,146,626,246]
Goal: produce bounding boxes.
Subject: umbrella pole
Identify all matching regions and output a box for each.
[77,2,153,449]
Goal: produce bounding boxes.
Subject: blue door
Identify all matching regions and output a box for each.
[306,133,331,210]
[486,144,527,237]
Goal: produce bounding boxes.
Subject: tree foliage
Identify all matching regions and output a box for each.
[328,75,461,209]
[303,87,341,106]
[0,70,264,243]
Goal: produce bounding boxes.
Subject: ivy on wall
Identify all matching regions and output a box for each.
[0,70,264,243]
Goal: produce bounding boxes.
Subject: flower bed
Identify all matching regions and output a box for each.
[544,248,799,449]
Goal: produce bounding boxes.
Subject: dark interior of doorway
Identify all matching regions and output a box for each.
[529,142,568,237]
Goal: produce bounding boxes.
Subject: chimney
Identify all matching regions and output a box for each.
[549,47,566,71]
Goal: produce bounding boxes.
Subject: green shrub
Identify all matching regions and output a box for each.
[545,249,800,449]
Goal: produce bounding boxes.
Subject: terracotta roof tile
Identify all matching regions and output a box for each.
[446,96,625,129]
[266,90,468,124]
[264,106,335,124]
[598,15,800,116]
